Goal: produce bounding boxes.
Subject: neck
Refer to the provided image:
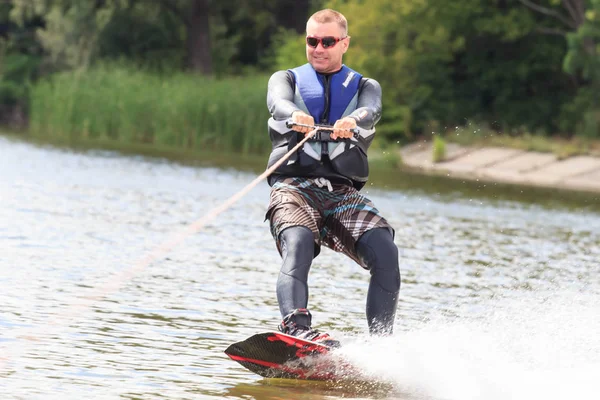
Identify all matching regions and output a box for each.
[318,66,343,76]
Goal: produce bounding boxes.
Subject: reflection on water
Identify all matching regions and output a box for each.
[1,136,599,400]
[224,379,397,400]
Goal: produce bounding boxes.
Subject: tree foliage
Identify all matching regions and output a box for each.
[319,0,585,139]
[8,0,315,74]
[0,0,599,138]
[561,0,600,136]
[10,0,122,69]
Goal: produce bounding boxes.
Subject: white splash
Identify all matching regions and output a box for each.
[336,290,600,400]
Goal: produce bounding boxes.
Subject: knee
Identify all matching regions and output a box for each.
[357,228,400,291]
[278,226,315,280]
[356,228,398,266]
[279,226,315,256]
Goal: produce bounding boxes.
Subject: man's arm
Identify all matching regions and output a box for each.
[348,78,382,129]
[267,70,301,120]
[267,70,315,133]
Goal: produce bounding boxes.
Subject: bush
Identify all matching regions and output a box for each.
[432,134,447,162]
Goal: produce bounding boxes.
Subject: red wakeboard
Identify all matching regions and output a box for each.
[224,331,350,380]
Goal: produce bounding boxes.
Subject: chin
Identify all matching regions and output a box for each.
[311,63,329,73]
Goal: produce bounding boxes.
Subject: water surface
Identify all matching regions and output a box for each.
[1,136,599,400]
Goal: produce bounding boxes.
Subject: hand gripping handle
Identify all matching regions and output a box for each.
[286,121,359,139]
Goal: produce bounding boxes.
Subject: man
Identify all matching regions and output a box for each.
[265,9,400,344]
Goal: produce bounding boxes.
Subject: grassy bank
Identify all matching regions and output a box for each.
[29,65,271,155]
[26,65,600,165]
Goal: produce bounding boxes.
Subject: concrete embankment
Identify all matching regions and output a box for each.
[400,142,600,194]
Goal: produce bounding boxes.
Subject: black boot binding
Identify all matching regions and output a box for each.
[278,308,341,348]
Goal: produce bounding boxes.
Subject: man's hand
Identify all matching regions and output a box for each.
[331,117,357,140]
[290,111,315,135]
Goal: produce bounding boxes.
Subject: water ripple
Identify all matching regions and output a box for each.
[1,137,599,399]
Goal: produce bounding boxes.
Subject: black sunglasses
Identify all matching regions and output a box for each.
[306,35,347,49]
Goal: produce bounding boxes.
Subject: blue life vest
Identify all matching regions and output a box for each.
[266,64,373,189]
[290,63,362,124]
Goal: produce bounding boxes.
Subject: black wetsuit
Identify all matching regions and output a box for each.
[267,69,382,188]
[267,68,400,335]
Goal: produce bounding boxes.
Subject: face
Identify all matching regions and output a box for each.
[305,20,349,74]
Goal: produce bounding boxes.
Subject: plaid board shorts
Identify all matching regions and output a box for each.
[265,177,394,269]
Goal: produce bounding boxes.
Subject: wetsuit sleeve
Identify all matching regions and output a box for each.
[348,78,382,129]
[267,70,301,120]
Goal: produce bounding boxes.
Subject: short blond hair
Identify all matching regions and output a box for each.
[308,9,348,37]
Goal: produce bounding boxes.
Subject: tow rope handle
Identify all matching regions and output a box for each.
[286,121,359,140]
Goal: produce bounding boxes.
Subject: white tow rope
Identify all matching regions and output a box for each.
[1,123,355,370]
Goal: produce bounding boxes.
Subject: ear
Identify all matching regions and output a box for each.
[343,36,351,53]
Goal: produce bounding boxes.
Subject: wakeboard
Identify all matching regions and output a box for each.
[224,331,350,380]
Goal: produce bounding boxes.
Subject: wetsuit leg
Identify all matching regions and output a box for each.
[276,226,315,327]
[356,227,400,335]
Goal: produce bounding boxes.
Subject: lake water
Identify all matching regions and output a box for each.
[1,136,599,400]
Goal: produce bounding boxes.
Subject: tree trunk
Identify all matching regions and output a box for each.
[562,0,585,27]
[187,0,212,74]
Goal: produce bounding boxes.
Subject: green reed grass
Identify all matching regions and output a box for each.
[432,134,446,162]
[29,65,272,155]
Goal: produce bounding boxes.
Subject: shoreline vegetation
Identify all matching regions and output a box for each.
[3,65,597,209]
[3,1,600,161]
[29,66,272,156]
[26,66,600,162]
[4,65,600,209]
